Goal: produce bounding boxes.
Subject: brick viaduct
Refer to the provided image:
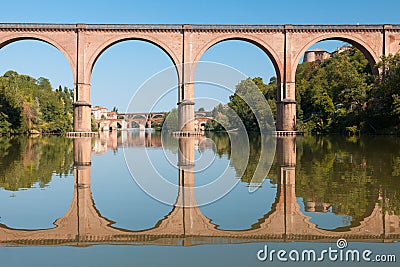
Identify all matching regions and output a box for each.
[1,24,400,134]
[0,137,399,246]
[123,111,212,129]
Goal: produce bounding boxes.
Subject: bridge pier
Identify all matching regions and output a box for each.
[73,25,92,133]
[73,79,92,132]
[73,77,92,133]
[177,99,195,135]
[276,29,297,134]
[73,102,92,132]
[176,28,196,135]
[276,98,296,133]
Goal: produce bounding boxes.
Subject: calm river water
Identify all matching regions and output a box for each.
[0,131,399,266]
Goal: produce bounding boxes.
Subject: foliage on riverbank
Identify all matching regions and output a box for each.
[206,48,400,135]
[0,71,73,134]
[205,77,277,132]
[297,48,400,134]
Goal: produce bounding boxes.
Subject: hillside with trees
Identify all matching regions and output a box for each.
[207,47,400,135]
[0,71,73,134]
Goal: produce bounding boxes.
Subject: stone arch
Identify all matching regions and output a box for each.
[193,34,283,83]
[292,34,381,81]
[0,34,76,82]
[132,114,147,120]
[86,36,181,82]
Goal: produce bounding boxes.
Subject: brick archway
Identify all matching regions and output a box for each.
[291,34,381,80]
[193,35,284,83]
[0,34,76,83]
[86,35,182,83]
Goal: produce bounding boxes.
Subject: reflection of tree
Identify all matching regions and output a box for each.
[206,132,277,185]
[381,154,400,216]
[0,136,74,191]
[205,132,230,158]
[296,135,400,226]
[160,131,179,153]
[136,130,400,219]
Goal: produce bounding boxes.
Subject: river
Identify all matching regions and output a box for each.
[0,131,399,266]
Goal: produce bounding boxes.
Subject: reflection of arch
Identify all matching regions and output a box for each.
[293,35,380,78]
[0,35,75,81]
[87,37,180,81]
[193,35,283,82]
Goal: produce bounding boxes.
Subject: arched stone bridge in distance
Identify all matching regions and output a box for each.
[1,23,400,135]
[121,111,213,130]
[0,137,399,247]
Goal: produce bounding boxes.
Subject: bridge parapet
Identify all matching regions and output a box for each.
[2,23,399,32]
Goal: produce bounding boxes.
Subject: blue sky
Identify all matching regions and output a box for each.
[0,0,399,111]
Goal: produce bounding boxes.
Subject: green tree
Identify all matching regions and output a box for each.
[91,115,98,132]
[296,46,373,134]
[0,111,11,134]
[162,108,178,132]
[228,77,275,132]
[366,54,400,133]
[37,77,52,91]
[0,71,74,134]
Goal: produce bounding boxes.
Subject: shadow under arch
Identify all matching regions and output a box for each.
[0,36,75,82]
[87,37,181,83]
[193,36,283,83]
[293,35,380,78]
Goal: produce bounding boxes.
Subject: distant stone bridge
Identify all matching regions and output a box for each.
[2,24,400,135]
[121,111,213,130]
[0,137,399,247]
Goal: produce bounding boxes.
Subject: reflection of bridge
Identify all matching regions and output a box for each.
[3,24,400,134]
[1,137,399,246]
[92,131,163,153]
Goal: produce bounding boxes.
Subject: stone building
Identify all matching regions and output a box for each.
[303,48,331,63]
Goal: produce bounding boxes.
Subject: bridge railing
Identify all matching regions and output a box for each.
[289,24,386,30]
[0,23,76,29]
[0,23,399,31]
[84,24,184,30]
[187,24,284,30]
